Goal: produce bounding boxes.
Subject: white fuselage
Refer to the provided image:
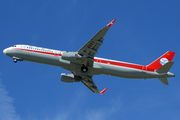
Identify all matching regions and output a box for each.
[3,45,174,79]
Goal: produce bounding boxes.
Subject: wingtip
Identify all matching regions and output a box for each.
[107,19,116,27]
[100,88,108,94]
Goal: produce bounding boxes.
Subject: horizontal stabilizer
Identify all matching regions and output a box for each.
[156,61,174,73]
[158,78,169,85]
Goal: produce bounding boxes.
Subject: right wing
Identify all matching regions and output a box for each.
[81,76,108,94]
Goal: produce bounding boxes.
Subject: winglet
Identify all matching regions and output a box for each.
[100,88,108,94]
[107,19,116,27]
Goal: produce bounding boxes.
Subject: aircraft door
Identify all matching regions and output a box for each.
[19,45,25,52]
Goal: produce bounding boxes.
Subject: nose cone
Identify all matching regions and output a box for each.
[3,48,7,55]
[3,48,13,57]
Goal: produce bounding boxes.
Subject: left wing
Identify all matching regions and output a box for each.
[81,76,108,94]
[78,19,116,67]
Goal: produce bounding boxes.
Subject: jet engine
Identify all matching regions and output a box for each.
[60,73,80,83]
[61,51,82,62]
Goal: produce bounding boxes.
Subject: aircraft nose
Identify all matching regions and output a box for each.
[3,48,7,54]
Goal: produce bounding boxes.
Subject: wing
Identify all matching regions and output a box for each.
[78,19,116,67]
[81,76,108,94]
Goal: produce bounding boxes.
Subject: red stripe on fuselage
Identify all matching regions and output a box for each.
[94,58,145,71]
[13,48,147,71]
[14,48,62,56]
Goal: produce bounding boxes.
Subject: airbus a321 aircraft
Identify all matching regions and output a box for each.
[3,19,176,94]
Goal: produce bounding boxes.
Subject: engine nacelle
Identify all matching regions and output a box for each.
[61,51,82,62]
[60,73,79,83]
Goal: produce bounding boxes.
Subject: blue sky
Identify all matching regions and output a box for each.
[0,0,180,120]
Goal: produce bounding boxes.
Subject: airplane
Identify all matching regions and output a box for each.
[3,19,176,94]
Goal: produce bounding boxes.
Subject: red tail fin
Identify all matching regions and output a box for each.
[146,51,175,71]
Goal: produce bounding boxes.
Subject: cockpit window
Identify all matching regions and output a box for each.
[13,45,16,47]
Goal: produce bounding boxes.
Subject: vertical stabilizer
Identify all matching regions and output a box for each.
[147,51,175,71]
[148,52,176,85]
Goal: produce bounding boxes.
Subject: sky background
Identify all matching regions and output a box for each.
[0,0,180,120]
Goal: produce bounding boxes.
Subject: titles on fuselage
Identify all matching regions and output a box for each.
[22,45,61,54]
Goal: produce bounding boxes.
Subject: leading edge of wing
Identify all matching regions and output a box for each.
[77,19,116,66]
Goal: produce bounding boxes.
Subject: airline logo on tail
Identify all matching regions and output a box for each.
[160,58,169,65]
